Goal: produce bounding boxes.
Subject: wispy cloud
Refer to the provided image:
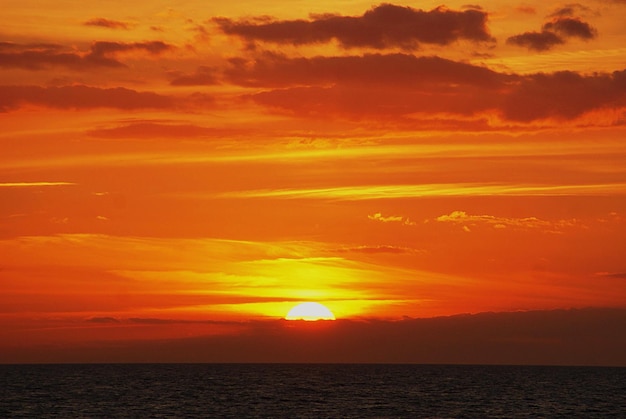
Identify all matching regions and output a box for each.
[220,183,626,200]
[0,182,76,187]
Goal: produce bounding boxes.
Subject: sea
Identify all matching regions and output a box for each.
[1,364,625,418]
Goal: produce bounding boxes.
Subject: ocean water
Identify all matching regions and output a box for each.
[1,364,625,418]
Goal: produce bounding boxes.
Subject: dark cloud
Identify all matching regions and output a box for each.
[249,85,496,120]
[501,70,626,122]
[225,53,507,88]
[168,66,219,86]
[548,4,593,18]
[84,18,131,30]
[0,85,174,112]
[0,42,120,70]
[232,53,626,123]
[89,40,172,56]
[214,3,494,50]
[542,17,597,39]
[226,53,504,118]
[506,31,565,51]
[507,12,597,51]
[0,41,174,71]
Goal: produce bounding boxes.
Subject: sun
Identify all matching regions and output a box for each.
[285,302,336,321]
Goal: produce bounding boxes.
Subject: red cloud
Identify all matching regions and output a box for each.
[214,3,494,50]
[0,85,174,111]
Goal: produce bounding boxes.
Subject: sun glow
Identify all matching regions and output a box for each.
[285,302,336,321]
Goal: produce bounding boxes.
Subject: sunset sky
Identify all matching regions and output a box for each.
[1,1,626,364]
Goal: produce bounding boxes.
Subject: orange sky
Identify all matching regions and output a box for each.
[1,1,626,364]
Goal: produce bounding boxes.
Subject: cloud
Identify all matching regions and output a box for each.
[220,183,626,200]
[501,70,626,122]
[0,42,119,70]
[226,52,626,123]
[0,85,174,112]
[338,245,413,254]
[506,31,564,51]
[168,66,219,86]
[507,14,597,52]
[214,3,494,50]
[84,18,132,30]
[368,212,415,225]
[595,272,626,279]
[542,17,597,40]
[86,316,120,323]
[89,40,173,57]
[516,6,537,14]
[86,122,225,139]
[0,182,76,187]
[226,53,506,88]
[0,41,174,71]
[435,210,583,232]
[547,4,593,18]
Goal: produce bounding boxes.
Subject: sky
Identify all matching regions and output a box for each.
[1,1,626,364]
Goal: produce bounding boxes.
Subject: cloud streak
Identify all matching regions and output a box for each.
[84,18,132,30]
[0,182,76,187]
[220,182,626,200]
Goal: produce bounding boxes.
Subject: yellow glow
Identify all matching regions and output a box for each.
[285,302,336,321]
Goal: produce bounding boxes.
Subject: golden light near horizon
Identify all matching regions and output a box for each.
[285,302,336,321]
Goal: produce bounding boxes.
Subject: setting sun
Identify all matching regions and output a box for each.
[285,302,336,321]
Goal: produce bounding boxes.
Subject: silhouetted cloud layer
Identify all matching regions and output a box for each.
[214,3,494,50]
[224,52,626,122]
[4,308,625,365]
[0,85,174,111]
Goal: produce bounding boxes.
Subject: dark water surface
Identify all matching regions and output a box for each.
[1,364,625,418]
